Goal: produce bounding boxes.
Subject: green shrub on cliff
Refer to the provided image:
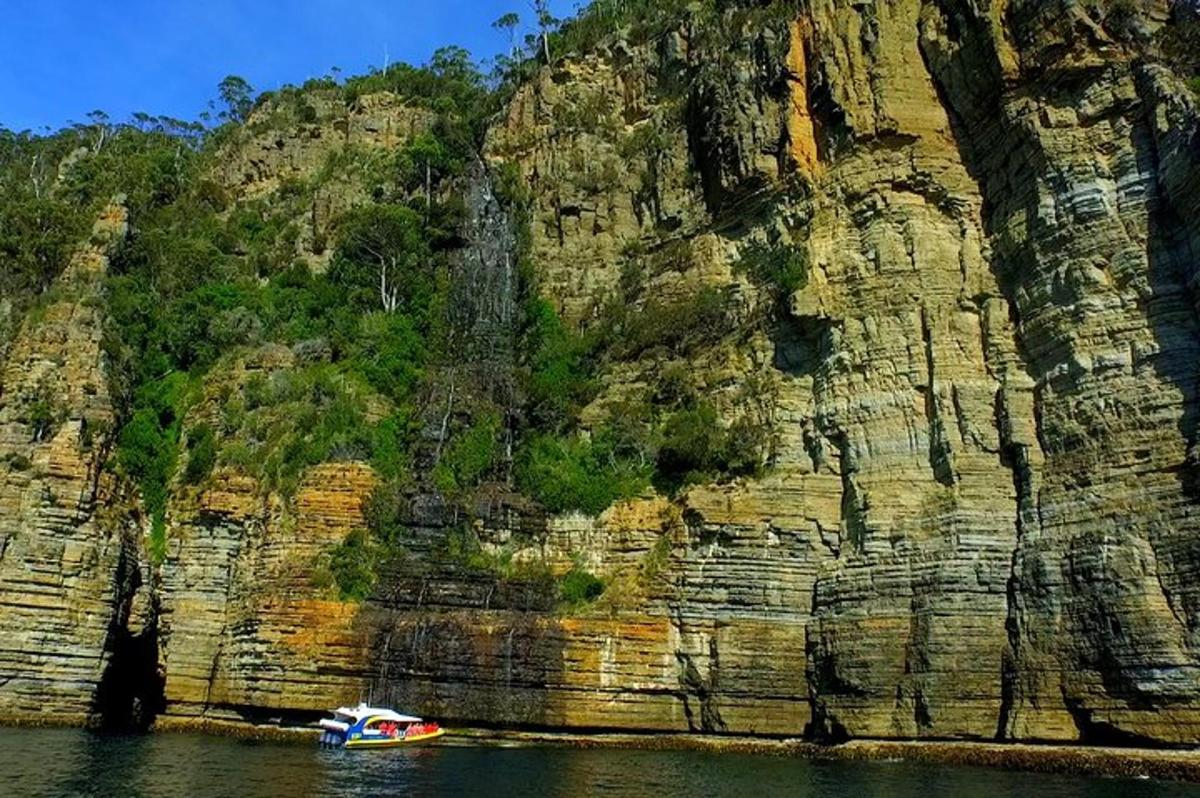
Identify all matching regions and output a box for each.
[324,528,378,602]
[183,423,217,485]
[656,403,725,487]
[512,287,768,511]
[433,413,503,498]
[736,241,809,297]
[0,129,98,347]
[3,453,33,472]
[23,384,64,443]
[115,372,195,560]
[343,46,488,112]
[350,312,429,404]
[330,205,433,316]
[317,482,418,602]
[245,368,377,494]
[559,562,605,607]
[370,413,417,482]
[521,297,597,430]
[600,286,735,360]
[83,77,457,511]
[515,431,651,515]
[656,403,769,491]
[0,195,89,310]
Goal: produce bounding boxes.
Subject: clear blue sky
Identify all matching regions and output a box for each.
[1,0,576,133]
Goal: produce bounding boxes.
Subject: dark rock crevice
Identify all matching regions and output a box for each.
[675,645,728,734]
[91,534,163,732]
[921,307,957,487]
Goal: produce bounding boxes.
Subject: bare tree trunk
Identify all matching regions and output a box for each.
[425,161,432,223]
[380,262,389,312]
[379,258,401,313]
[31,154,41,199]
[504,413,514,481]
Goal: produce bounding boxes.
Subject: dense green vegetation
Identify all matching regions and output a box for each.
[319,528,381,602]
[0,0,842,545]
[511,284,770,508]
[1,0,782,591]
[559,561,606,607]
[0,128,102,343]
[516,431,652,515]
[0,47,501,566]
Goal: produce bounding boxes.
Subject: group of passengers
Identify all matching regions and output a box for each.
[376,721,437,738]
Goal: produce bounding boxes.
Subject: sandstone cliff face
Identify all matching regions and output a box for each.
[217,90,434,201]
[215,89,435,274]
[0,203,134,723]
[0,88,433,726]
[921,0,1200,745]
[469,0,1200,744]
[2,0,1200,748]
[157,461,376,722]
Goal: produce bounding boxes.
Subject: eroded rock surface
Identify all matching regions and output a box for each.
[157,462,376,723]
[0,203,132,723]
[469,0,1200,744]
[3,0,1200,747]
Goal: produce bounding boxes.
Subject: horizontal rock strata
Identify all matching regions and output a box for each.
[3,0,1200,749]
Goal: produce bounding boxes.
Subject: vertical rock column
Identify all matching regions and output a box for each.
[786,0,1034,740]
[921,0,1200,743]
[0,202,131,723]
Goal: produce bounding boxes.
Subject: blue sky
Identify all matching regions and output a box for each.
[1,0,576,133]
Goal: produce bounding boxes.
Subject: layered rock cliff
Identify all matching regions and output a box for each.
[3,0,1200,748]
[0,202,134,723]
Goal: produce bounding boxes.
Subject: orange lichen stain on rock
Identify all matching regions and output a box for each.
[558,617,673,690]
[271,598,365,653]
[558,617,671,647]
[294,462,378,541]
[198,471,261,519]
[786,18,821,178]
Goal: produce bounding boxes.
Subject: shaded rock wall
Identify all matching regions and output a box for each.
[920,0,1200,744]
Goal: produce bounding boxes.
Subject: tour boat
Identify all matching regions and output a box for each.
[318,703,445,748]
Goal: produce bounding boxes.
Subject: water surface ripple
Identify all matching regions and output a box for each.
[3,728,1199,797]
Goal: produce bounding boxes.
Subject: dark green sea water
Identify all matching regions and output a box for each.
[2,728,1199,797]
